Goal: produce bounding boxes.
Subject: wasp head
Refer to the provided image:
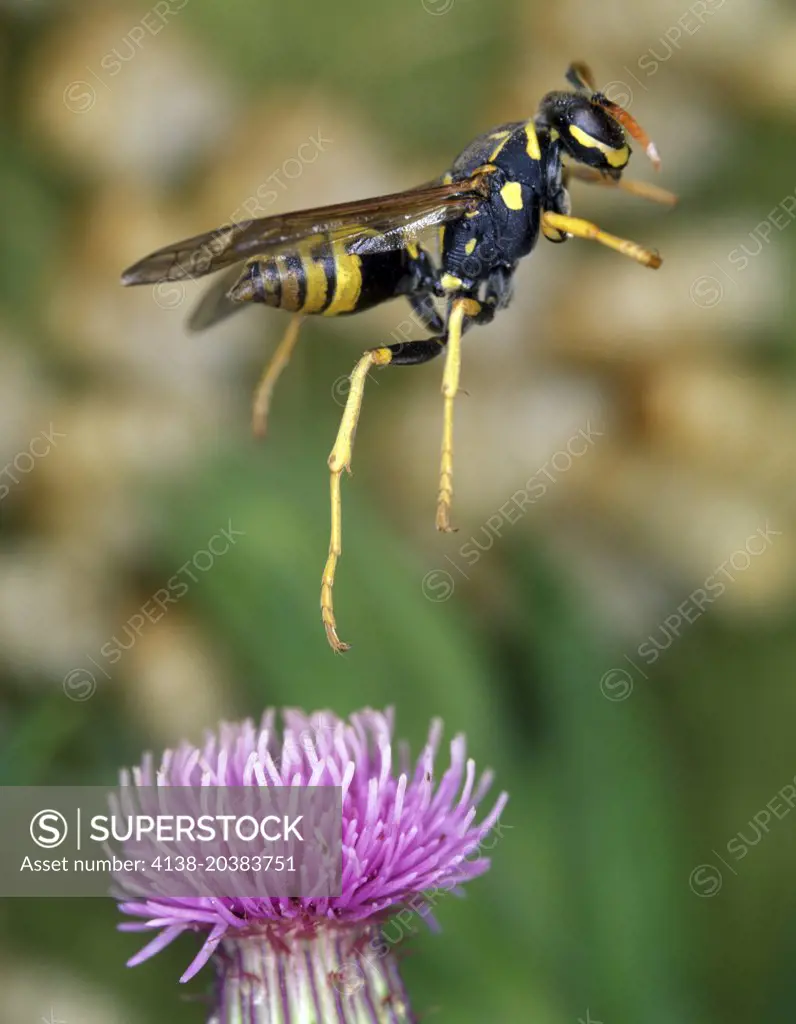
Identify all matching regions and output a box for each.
[537,63,660,177]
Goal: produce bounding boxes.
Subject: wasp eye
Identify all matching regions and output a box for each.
[566,103,630,170]
[572,105,625,149]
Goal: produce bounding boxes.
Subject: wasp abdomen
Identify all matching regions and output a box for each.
[230,254,302,312]
[231,239,410,318]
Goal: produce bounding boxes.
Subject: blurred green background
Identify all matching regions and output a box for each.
[1,0,796,1021]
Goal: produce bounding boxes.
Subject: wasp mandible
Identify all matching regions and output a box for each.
[121,62,676,653]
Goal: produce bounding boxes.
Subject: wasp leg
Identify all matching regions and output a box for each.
[541,211,662,268]
[436,297,481,533]
[408,292,445,334]
[471,266,514,325]
[406,243,444,293]
[251,314,303,438]
[563,165,678,206]
[322,338,446,653]
[404,244,445,332]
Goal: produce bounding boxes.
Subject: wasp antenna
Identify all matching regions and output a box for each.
[598,98,661,170]
[566,62,597,93]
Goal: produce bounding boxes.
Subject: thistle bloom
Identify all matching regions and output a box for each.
[116,707,507,1023]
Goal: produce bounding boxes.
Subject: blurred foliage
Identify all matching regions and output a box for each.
[1,1,796,1023]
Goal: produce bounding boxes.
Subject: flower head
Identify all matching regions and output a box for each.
[116,707,507,1022]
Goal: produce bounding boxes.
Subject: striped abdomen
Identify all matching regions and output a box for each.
[230,237,410,317]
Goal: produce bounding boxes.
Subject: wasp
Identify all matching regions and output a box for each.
[121,62,675,653]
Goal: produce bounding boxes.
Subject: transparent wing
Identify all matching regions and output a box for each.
[185,266,250,332]
[120,175,490,286]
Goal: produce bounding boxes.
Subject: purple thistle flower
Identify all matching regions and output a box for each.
[116,707,507,1023]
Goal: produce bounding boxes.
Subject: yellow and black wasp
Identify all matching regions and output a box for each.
[121,62,675,653]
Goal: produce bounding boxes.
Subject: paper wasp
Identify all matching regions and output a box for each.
[121,62,675,653]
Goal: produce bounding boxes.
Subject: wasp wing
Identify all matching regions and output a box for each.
[185,266,250,332]
[120,176,489,286]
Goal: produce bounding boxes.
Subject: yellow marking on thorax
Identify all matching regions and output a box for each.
[488,130,512,161]
[569,125,629,168]
[524,121,541,160]
[406,242,420,260]
[324,242,363,316]
[500,181,524,211]
[441,273,463,291]
[465,239,477,255]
